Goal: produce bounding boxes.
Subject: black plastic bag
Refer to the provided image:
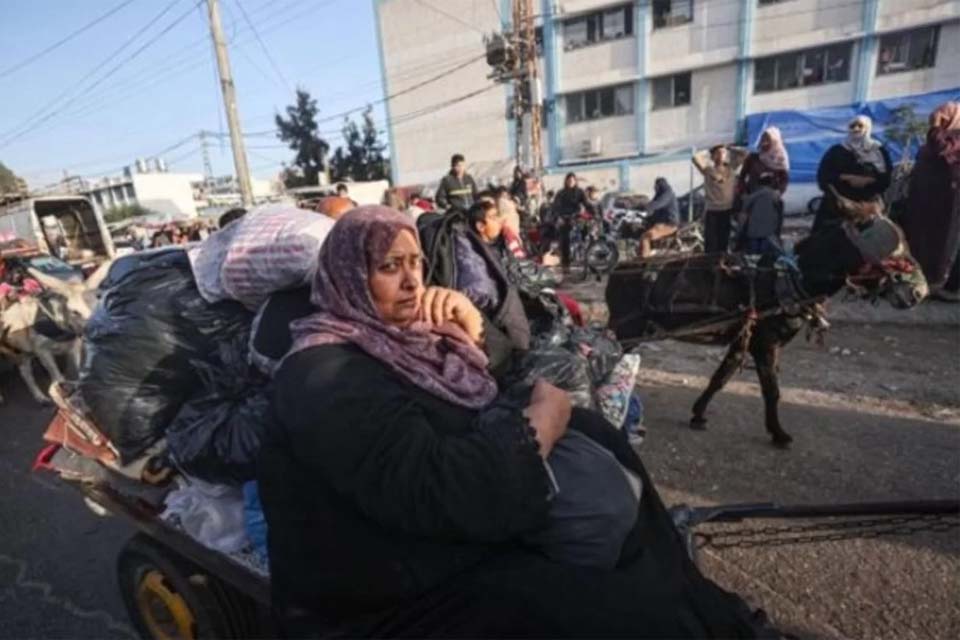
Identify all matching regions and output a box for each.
[166,338,270,485]
[512,348,595,409]
[80,249,253,462]
[569,328,623,385]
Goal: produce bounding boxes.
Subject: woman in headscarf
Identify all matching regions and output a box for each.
[737,126,790,198]
[812,115,892,234]
[258,206,770,638]
[640,177,679,257]
[900,102,960,301]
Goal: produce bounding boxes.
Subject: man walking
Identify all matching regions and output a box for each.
[692,144,747,253]
[436,153,479,212]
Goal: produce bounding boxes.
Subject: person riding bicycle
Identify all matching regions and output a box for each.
[552,173,594,269]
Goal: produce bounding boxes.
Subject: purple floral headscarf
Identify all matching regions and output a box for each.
[287,205,497,409]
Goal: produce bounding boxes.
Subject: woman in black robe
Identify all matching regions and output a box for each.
[258,206,772,638]
[813,115,892,234]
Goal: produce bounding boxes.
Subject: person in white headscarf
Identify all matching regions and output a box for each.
[737,126,791,198]
[812,114,892,234]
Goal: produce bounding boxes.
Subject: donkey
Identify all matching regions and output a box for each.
[0,263,110,405]
[605,214,927,447]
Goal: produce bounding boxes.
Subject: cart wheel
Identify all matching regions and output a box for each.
[117,533,259,640]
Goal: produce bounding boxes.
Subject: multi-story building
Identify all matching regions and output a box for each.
[374,0,959,201]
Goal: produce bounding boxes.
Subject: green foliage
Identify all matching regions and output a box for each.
[103,203,156,224]
[275,89,330,188]
[0,161,26,193]
[330,107,389,182]
[884,104,928,164]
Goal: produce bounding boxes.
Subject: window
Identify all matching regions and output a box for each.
[565,83,635,123]
[753,43,852,93]
[562,4,633,50]
[651,73,691,110]
[653,0,693,29]
[877,26,939,75]
[124,184,135,199]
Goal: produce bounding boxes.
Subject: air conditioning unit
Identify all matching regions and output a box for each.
[579,137,603,157]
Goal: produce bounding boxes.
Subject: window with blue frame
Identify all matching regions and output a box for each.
[562,4,633,51]
[565,84,635,123]
[877,26,939,75]
[754,42,852,93]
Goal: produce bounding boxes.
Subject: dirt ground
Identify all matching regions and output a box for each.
[562,272,960,639]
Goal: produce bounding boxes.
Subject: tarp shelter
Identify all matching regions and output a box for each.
[745,87,960,183]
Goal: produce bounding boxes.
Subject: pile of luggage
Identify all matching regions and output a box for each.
[40,203,642,567]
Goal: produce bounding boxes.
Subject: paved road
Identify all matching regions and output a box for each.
[0,380,136,640]
[1,322,957,639]
[634,325,960,640]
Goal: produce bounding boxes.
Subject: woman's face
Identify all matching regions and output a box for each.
[760,132,772,150]
[848,119,866,139]
[565,175,576,189]
[368,229,423,328]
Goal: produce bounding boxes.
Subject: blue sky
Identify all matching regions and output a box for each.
[0,0,388,188]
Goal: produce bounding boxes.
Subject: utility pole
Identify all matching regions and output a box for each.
[206,0,253,207]
[487,2,544,179]
[517,0,543,177]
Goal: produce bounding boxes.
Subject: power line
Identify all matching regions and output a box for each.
[233,0,293,92]
[2,0,336,143]
[413,0,487,35]
[0,0,200,150]
[0,0,139,80]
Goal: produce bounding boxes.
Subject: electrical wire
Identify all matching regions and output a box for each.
[232,0,293,92]
[0,0,201,150]
[413,0,488,35]
[0,0,139,80]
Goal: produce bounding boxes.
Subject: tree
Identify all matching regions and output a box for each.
[0,161,26,194]
[884,104,928,166]
[330,107,389,182]
[275,89,329,188]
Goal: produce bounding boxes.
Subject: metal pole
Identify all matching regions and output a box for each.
[688,145,695,223]
[206,0,253,207]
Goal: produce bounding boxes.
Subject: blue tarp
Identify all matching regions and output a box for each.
[745,87,960,183]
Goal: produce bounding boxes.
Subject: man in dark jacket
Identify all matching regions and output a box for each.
[552,172,591,268]
[436,153,479,212]
[640,177,679,257]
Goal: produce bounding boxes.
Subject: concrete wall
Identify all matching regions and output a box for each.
[646,64,738,152]
[750,76,855,112]
[558,0,627,15]
[646,0,740,76]
[876,0,960,32]
[560,114,638,162]
[560,36,637,93]
[377,0,507,186]
[869,21,960,100]
[131,173,198,219]
[751,0,863,58]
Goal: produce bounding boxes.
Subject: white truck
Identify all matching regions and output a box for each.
[0,194,115,275]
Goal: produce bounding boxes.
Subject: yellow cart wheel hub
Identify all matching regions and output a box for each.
[135,569,196,640]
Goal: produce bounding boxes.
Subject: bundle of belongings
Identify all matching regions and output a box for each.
[38,202,643,571]
[38,205,334,567]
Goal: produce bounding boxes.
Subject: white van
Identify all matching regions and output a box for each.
[0,195,115,274]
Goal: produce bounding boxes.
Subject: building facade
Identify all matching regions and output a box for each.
[75,159,203,220]
[374,0,959,198]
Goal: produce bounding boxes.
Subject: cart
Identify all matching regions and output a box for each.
[34,406,960,640]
